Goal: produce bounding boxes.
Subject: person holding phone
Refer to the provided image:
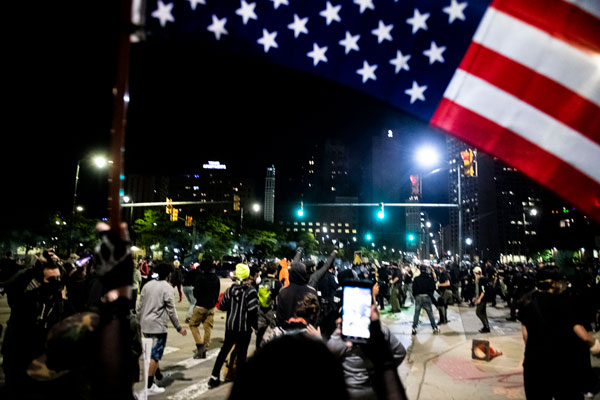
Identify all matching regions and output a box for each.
[328,281,407,400]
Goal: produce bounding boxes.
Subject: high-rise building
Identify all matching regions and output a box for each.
[264,165,275,223]
[445,137,543,262]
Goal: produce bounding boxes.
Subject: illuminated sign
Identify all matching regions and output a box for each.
[203,161,227,170]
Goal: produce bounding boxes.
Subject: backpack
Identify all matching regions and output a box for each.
[258,277,277,309]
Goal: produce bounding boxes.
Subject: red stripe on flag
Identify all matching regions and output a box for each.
[431,99,600,222]
[492,0,600,53]
[459,43,600,144]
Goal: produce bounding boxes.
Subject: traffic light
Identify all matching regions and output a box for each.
[407,233,415,242]
[365,233,372,241]
[166,197,173,214]
[297,201,304,218]
[461,149,476,177]
[171,208,179,222]
[233,194,240,211]
[377,202,385,220]
[185,215,193,227]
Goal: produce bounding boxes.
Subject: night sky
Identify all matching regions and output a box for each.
[3,0,449,232]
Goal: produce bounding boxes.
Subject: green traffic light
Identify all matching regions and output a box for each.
[297,209,304,217]
[366,233,372,241]
[408,234,415,241]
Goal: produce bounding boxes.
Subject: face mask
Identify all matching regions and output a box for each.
[41,278,62,297]
[255,276,261,285]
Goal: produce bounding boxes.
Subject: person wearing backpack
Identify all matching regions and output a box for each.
[256,262,282,348]
[208,263,258,389]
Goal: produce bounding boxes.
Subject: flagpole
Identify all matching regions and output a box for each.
[108,0,132,233]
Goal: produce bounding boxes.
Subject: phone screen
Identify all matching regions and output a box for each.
[342,285,372,341]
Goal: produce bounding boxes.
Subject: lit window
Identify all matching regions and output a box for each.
[309,222,313,226]
[345,229,349,233]
[294,222,298,226]
[330,223,335,226]
[338,229,342,233]
[337,223,342,227]
[316,229,320,233]
[316,222,320,226]
[293,228,298,232]
[301,222,305,226]
[309,228,313,232]
[345,223,349,227]
[352,229,357,234]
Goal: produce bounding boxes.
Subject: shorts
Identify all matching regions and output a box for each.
[143,332,168,361]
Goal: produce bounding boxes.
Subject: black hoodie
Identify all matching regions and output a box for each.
[276,262,317,326]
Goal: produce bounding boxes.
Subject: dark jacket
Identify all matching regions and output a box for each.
[412,273,436,297]
[193,272,221,309]
[276,262,317,326]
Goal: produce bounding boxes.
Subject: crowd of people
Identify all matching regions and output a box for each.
[1,236,600,399]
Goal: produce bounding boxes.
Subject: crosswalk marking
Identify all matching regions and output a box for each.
[167,377,210,400]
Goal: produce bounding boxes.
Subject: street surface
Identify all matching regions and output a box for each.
[1,280,599,400]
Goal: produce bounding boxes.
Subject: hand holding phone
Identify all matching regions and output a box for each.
[341,281,373,343]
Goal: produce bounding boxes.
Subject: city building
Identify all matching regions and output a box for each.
[264,165,275,223]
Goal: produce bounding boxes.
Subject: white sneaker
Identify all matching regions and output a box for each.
[147,384,166,396]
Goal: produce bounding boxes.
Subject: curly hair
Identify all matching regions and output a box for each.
[295,293,320,326]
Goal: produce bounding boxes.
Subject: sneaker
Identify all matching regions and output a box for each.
[411,327,417,335]
[479,327,491,333]
[208,376,221,389]
[433,327,440,334]
[147,384,165,395]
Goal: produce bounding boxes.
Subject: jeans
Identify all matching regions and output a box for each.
[182,285,196,319]
[413,294,437,330]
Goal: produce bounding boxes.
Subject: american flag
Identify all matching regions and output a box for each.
[144,0,600,222]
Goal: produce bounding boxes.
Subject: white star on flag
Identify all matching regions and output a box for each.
[405,81,427,103]
[270,0,289,9]
[207,15,228,40]
[406,9,429,34]
[389,50,411,73]
[307,43,328,66]
[152,1,175,27]
[320,1,342,26]
[236,0,258,25]
[288,14,309,38]
[443,0,467,24]
[339,31,360,54]
[257,29,278,53]
[371,20,393,44]
[356,60,377,83]
[423,41,446,64]
[353,0,374,14]
[186,0,206,11]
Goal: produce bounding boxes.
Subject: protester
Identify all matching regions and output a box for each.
[473,266,491,333]
[517,266,600,399]
[262,292,321,345]
[328,301,407,400]
[208,263,258,389]
[1,251,74,394]
[276,259,318,326]
[182,262,199,323]
[436,265,452,325]
[137,262,187,395]
[189,259,220,359]
[256,261,282,348]
[411,265,440,335]
[171,260,183,303]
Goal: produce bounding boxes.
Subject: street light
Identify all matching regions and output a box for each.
[415,146,462,261]
[71,154,108,252]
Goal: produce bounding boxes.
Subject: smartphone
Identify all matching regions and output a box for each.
[75,252,93,268]
[341,280,373,343]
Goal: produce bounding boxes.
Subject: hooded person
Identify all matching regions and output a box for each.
[275,261,318,326]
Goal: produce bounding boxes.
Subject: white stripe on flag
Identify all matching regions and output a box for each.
[563,0,600,19]
[473,7,600,106]
[444,69,600,184]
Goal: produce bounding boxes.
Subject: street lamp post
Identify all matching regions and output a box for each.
[416,147,462,262]
[70,156,107,253]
